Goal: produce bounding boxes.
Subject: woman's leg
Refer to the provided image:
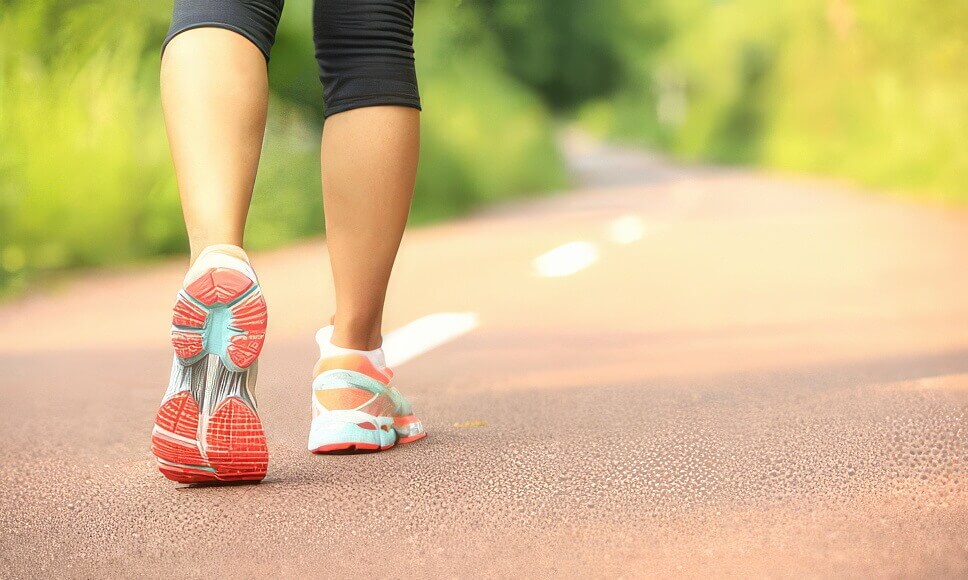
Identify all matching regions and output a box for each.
[154,27,272,484]
[161,28,269,261]
[153,2,283,483]
[307,0,425,454]
[321,106,419,350]
[313,0,422,350]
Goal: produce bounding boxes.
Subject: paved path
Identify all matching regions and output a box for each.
[2,135,966,577]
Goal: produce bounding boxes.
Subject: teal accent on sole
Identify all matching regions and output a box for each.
[308,420,397,452]
[202,305,234,358]
[176,284,262,372]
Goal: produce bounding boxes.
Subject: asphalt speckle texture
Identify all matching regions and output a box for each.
[1,135,966,577]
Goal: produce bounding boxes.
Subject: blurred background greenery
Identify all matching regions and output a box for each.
[1,0,965,294]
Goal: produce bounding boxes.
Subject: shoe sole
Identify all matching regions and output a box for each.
[309,413,426,454]
[152,267,268,483]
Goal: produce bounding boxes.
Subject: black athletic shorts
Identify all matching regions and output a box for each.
[162,0,421,118]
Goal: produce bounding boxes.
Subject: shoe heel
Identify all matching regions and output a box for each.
[204,398,268,481]
[151,392,215,482]
[393,414,427,445]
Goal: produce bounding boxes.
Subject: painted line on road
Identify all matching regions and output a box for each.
[383,312,479,368]
[606,214,647,244]
[532,241,599,277]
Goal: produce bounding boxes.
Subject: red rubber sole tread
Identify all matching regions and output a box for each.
[152,393,206,466]
[171,331,204,360]
[170,267,267,369]
[204,398,269,479]
[184,268,253,306]
[152,394,268,483]
[397,432,428,445]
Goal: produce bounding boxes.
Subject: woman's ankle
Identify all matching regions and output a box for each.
[329,315,383,350]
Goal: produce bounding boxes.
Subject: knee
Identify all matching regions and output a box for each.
[163,0,285,61]
[313,0,422,118]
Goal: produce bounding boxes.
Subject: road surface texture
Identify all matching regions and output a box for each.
[1,134,966,577]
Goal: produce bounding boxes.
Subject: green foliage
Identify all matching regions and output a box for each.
[763,0,968,199]
[0,0,565,293]
[412,0,565,221]
[4,0,963,294]
[474,0,627,110]
[0,1,177,294]
[578,0,968,201]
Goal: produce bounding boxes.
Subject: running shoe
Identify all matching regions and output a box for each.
[151,247,269,482]
[308,344,426,453]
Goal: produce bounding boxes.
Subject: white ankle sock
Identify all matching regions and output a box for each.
[315,325,386,370]
[184,244,254,286]
[197,244,250,264]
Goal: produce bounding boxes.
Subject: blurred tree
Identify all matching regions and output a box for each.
[3,0,964,295]
[475,0,629,110]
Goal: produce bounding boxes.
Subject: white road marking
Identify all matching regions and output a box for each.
[532,241,599,277]
[382,312,479,367]
[607,215,647,244]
